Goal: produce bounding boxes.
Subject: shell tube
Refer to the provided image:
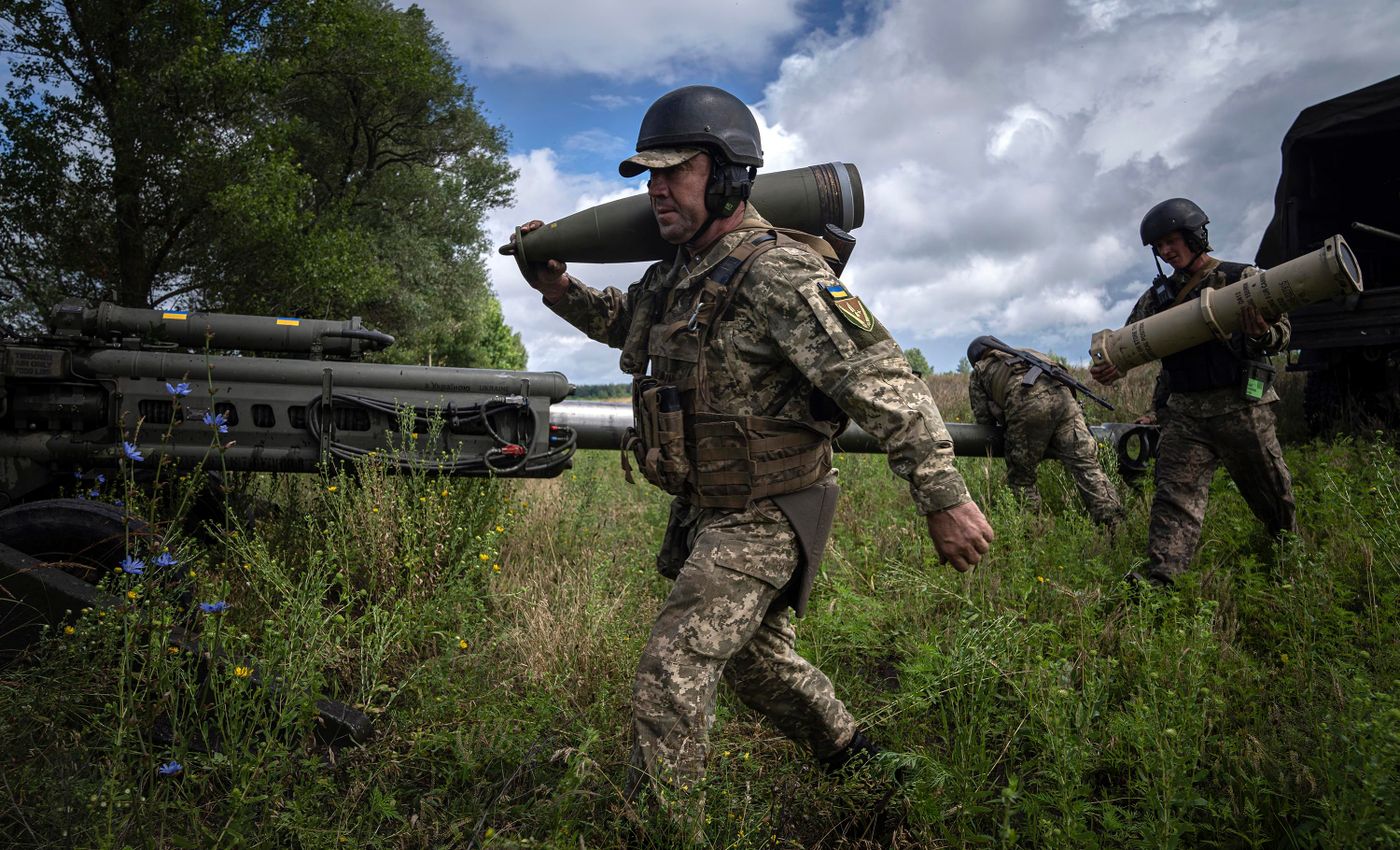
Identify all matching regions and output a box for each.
[510,162,864,272]
[1090,235,1362,372]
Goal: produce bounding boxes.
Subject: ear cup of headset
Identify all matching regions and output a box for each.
[705,162,754,216]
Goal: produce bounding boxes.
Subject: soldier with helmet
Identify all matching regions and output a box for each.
[1090,198,1296,586]
[966,336,1122,526]
[503,85,994,807]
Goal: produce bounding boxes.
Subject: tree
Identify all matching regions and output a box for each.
[903,346,930,377]
[0,0,522,368]
[956,356,971,375]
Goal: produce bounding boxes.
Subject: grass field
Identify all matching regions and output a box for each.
[1,365,1396,848]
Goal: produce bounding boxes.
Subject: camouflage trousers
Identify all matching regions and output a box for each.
[1146,402,1296,581]
[630,495,856,794]
[1004,386,1123,525]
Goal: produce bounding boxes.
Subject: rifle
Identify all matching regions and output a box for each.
[972,335,1115,411]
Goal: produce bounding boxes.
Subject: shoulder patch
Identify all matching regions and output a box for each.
[822,282,875,331]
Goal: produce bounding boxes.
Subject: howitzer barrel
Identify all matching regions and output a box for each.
[1090,235,1362,372]
[556,400,998,457]
[511,162,864,268]
[51,301,395,357]
[551,401,1159,478]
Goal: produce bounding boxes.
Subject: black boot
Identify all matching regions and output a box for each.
[820,730,882,774]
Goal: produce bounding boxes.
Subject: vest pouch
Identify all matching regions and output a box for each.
[634,382,690,494]
[1240,360,1276,402]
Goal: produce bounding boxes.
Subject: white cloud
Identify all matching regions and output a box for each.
[414,0,806,77]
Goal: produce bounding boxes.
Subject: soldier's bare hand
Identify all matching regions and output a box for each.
[1134,412,1157,426]
[499,220,571,302]
[1090,362,1122,385]
[1240,305,1271,338]
[926,501,994,573]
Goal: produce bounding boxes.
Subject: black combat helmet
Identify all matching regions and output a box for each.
[1140,197,1211,253]
[620,85,763,176]
[619,85,764,221]
[967,336,996,364]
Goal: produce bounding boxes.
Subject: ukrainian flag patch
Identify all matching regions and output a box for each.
[275,317,300,327]
[162,312,188,321]
[822,282,874,332]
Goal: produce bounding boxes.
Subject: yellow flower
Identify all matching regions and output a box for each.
[478,553,489,562]
[126,590,138,601]
[419,496,427,502]
[458,639,469,650]
[440,489,449,497]
[492,564,500,573]
[495,525,504,533]
[168,646,180,655]
[187,569,197,578]
[326,485,337,493]
[1037,575,1047,583]
[233,665,252,678]
[64,625,75,635]
[242,563,251,570]
[371,507,379,513]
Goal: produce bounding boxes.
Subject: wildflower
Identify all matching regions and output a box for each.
[187,570,197,578]
[199,601,230,614]
[126,590,138,601]
[96,474,106,484]
[1036,575,1047,583]
[326,485,338,493]
[1280,652,1290,664]
[441,489,449,497]
[495,525,504,533]
[492,564,500,573]
[64,625,75,635]
[153,552,178,569]
[168,646,180,655]
[233,665,252,678]
[157,761,183,777]
[371,507,379,513]
[88,489,101,498]
[120,556,146,576]
[202,411,229,434]
[458,639,469,650]
[165,382,192,397]
[122,441,144,462]
[479,553,490,562]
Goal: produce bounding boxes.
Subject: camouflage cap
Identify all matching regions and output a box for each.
[618,146,703,178]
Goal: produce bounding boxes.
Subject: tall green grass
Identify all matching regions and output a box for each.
[1,395,1395,847]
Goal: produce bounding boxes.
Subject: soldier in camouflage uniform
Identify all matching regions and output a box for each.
[1091,198,1296,586]
[503,86,994,803]
[967,339,1122,525]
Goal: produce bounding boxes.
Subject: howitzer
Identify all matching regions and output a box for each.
[550,400,1160,480]
[970,335,1115,410]
[0,299,579,508]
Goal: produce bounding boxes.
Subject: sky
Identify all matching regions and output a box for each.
[408,0,1399,384]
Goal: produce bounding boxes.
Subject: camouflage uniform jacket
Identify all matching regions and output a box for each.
[1124,257,1291,418]
[547,205,970,515]
[969,347,1064,426]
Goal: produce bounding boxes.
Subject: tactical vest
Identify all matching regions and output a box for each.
[619,229,839,509]
[1158,262,1268,394]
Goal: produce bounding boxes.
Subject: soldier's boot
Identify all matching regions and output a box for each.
[1123,567,1174,591]
[820,730,882,774]
[820,731,911,786]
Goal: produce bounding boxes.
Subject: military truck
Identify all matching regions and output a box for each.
[1255,74,1400,434]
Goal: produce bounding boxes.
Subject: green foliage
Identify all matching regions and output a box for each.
[0,0,521,368]
[904,346,931,376]
[2,437,1397,847]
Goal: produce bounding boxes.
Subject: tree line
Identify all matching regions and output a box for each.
[0,0,523,368]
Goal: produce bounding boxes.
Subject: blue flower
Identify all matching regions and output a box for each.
[88,489,101,498]
[157,760,183,776]
[96,474,106,484]
[122,441,144,462]
[198,600,229,614]
[202,411,229,434]
[165,382,192,397]
[154,552,178,568]
[120,556,146,576]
